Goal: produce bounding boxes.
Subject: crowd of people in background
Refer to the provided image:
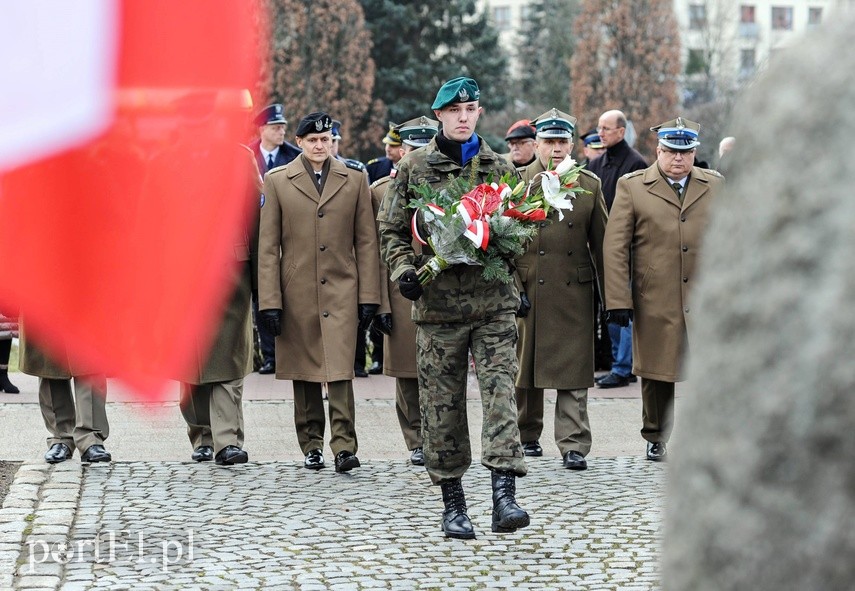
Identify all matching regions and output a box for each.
[2,74,728,539]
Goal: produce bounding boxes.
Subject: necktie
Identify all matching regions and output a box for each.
[671,182,683,200]
[315,172,322,186]
[267,153,274,170]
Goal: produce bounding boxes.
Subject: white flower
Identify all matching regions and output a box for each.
[537,171,574,220]
[554,154,577,175]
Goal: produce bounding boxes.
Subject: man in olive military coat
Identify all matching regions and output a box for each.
[604,117,724,462]
[257,111,381,473]
[370,116,438,467]
[177,145,260,465]
[379,77,530,540]
[514,109,608,471]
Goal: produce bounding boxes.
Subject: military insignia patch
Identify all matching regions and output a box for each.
[314,120,323,131]
[260,193,265,208]
[458,88,469,101]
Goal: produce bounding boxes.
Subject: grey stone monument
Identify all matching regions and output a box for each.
[662,13,855,591]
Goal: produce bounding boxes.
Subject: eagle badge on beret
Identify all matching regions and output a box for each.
[315,120,323,131]
[459,88,469,101]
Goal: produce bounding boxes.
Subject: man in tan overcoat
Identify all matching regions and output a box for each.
[514,109,608,471]
[177,145,260,465]
[604,117,724,461]
[19,332,110,464]
[257,111,381,473]
[370,116,438,467]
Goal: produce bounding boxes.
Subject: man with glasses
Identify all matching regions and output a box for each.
[588,109,647,390]
[504,119,538,171]
[602,117,723,462]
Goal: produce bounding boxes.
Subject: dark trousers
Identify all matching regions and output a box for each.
[251,296,275,365]
[641,378,675,443]
[292,380,357,456]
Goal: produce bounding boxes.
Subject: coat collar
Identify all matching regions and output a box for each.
[286,155,348,204]
[642,164,710,210]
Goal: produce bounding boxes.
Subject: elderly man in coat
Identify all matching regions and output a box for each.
[177,145,261,465]
[514,109,608,471]
[603,117,724,462]
[258,111,381,473]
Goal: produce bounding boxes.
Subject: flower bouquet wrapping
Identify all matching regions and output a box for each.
[408,155,589,285]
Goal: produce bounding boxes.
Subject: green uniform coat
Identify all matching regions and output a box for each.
[371,175,418,378]
[604,164,723,382]
[179,147,259,384]
[515,161,608,390]
[258,155,381,382]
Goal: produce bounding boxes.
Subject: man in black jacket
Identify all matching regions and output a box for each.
[587,109,647,390]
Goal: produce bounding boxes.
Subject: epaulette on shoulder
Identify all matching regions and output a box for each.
[267,164,287,175]
[366,157,381,165]
[622,170,644,179]
[344,158,365,172]
[370,176,391,190]
[705,168,724,178]
[579,168,599,181]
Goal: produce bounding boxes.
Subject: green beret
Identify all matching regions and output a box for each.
[431,77,481,110]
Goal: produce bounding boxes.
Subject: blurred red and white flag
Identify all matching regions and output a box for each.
[0,0,265,400]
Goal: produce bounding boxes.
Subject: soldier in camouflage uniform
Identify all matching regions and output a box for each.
[378,77,530,539]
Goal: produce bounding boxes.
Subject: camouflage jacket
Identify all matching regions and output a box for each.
[377,136,520,324]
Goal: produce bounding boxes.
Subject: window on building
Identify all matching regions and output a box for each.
[493,5,511,30]
[740,48,756,76]
[686,49,708,75]
[808,7,823,25]
[771,6,793,30]
[740,5,755,23]
[689,4,707,29]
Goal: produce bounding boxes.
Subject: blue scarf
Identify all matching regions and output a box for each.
[460,134,480,166]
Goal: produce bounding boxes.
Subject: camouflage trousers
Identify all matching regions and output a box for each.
[416,313,527,485]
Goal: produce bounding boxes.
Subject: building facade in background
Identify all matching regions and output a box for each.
[480,0,853,89]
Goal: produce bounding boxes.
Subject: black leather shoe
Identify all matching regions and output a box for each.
[563,450,588,470]
[334,450,361,473]
[522,440,543,457]
[354,367,368,378]
[596,372,630,388]
[258,360,275,375]
[44,443,73,464]
[191,445,214,462]
[628,373,638,383]
[304,448,325,470]
[368,361,383,375]
[410,447,425,466]
[646,441,667,462]
[215,445,248,465]
[81,444,111,463]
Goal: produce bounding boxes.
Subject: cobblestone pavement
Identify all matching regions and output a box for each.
[1,456,664,590]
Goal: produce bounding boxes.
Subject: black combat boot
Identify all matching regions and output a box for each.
[491,470,530,533]
[440,479,476,539]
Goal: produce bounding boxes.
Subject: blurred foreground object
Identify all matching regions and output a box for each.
[0,0,265,400]
[662,13,855,590]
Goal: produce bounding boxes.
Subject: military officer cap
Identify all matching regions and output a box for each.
[331,119,343,140]
[295,111,333,137]
[582,129,604,149]
[431,77,481,110]
[381,122,402,146]
[398,116,439,147]
[650,117,701,151]
[254,103,287,127]
[504,119,536,142]
[532,108,577,139]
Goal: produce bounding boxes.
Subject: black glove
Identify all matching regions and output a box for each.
[372,313,393,335]
[358,304,379,332]
[398,269,424,301]
[517,292,531,318]
[259,309,282,336]
[606,308,633,327]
